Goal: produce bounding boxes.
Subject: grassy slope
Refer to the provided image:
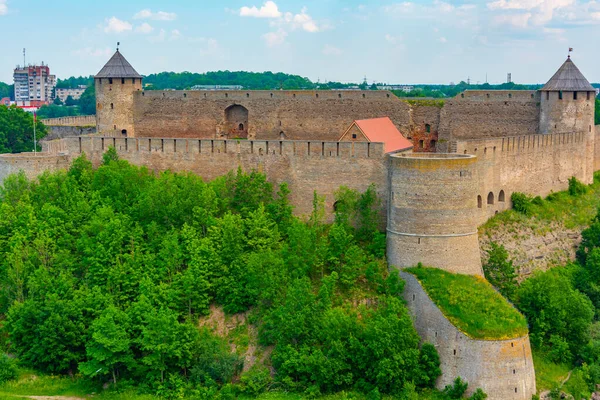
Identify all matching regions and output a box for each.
[482,173,600,235]
[405,266,528,340]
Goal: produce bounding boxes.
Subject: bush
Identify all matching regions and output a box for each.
[569,176,588,196]
[469,388,488,400]
[0,354,18,383]
[239,366,272,396]
[443,377,468,399]
[511,192,533,214]
[483,242,517,300]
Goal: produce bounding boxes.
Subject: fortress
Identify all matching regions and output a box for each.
[3,50,599,399]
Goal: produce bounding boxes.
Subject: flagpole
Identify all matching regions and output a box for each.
[33,111,37,155]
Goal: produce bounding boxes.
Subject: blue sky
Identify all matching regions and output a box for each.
[0,0,598,84]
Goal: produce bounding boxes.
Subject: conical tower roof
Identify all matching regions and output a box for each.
[541,57,594,91]
[95,50,142,79]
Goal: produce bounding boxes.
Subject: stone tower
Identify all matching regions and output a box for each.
[386,152,483,276]
[539,56,596,135]
[95,50,143,136]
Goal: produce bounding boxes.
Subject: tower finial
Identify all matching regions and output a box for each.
[117,42,120,51]
[568,47,573,59]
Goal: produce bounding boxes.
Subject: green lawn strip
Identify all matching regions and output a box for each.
[481,173,600,235]
[405,266,528,340]
[531,350,571,393]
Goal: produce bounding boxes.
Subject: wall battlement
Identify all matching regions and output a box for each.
[41,115,96,127]
[454,90,539,102]
[138,89,394,101]
[455,131,587,155]
[51,136,385,160]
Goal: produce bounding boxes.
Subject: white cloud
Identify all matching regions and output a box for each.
[240,1,282,18]
[322,44,342,56]
[492,12,532,27]
[263,28,288,46]
[104,17,133,34]
[438,36,448,43]
[149,28,167,43]
[170,29,182,40]
[135,22,154,34]
[73,47,112,58]
[133,9,177,21]
[487,0,576,27]
[384,2,415,14]
[284,8,320,32]
[385,34,402,44]
[0,0,7,16]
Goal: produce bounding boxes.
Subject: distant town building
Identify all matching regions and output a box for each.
[55,86,87,102]
[376,84,414,92]
[13,63,56,107]
[190,84,243,91]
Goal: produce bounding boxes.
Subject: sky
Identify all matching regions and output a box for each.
[0,0,598,85]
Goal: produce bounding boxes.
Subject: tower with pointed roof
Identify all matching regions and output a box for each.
[95,49,142,136]
[539,56,595,135]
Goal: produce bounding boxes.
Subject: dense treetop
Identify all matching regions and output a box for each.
[0,105,46,153]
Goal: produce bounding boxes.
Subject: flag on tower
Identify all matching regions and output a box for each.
[569,47,573,52]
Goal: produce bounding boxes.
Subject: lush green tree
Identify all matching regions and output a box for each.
[79,85,96,116]
[53,96,63,106]
[79,306,134,386]
[516,270,594,361]
[483,242,517,299]
[0,105,47,153]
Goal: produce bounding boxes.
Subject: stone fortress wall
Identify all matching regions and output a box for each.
[400,271,536,400]
[45,136,389,218]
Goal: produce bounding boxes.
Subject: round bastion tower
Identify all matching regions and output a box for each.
[539,56,596,136]
[95,49,143,136]
[386,153,483,275]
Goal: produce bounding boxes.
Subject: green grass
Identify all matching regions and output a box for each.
[532,350,571,393]
[405,266,528,340]
[481,172,600,235]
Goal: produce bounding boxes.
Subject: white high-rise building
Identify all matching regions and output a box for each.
[13,63,56,106]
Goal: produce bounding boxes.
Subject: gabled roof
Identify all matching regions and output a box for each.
[95,50,142,79]
[541,57,594,91]
[341,117,413,154]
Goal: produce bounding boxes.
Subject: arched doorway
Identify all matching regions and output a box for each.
[224,105,249,138]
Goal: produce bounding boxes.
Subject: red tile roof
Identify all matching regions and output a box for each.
[343,117,413,153]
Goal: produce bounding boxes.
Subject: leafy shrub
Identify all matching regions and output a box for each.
[443,377,468,399]
[0,354,18,383]
[569,176,588,196]
[469,388,488,400]
[511,192,533,214]
[239,366,272,396]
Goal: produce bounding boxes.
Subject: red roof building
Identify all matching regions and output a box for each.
[339,117,413,154]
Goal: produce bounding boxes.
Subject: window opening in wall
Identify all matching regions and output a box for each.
[546,91,549,100]
[419,140,424,148]
[109,78,113,84]
[352,134,357,139]
[499,190,505,202]
[425,124,431,133]
[464,150,467,154]
[99,79,102,84]
[121,78,125,84]
[110,103,114,109]
[239,123,244,131]
[418,238,421,244]
[132,78,135,84]
[559,91,563,100]
[270,93,273,98]
[184,93,187,98]
[121,129,127,135]
[247,93,250,98]
[511,342,514,347]
[487,192,494,205]
[461,93,464,98]
[293,93,296,98]
[338,93,342,98]
[515,388,517,393]
[587,92,591,101]
[316,93,319,98]
[362,93,365,98]
[477,195,482,208]
[386,93,390,98]
[513,369,516,374]
[279,120,282,126]
[430,140,436,148]
[413,294,416,301]
[508,93,512,98]
[486,93,490,98]
[453,350,456,355]
[113,125,116,130]
[279,131,285,140]
[531,93,534,98]
[484,147,487,154]
[574,91,578,100]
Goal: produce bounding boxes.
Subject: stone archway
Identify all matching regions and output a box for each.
[224,105,248,139]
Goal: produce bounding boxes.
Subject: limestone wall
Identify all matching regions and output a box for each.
[41,115,96,127]
[54,136,388,218]
[453,131,594,224]
[131,90,411,141]
[387,153,483,275]
[96,78,143,136]
[438,91,540,142]
[44,125,96,141]
[540,91,596,135]
[400,271,536,400]
[0,153,71,183]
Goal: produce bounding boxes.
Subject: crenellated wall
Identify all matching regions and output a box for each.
[41,115,96,127]
[52,136,388,218]
[453,131,594,223]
